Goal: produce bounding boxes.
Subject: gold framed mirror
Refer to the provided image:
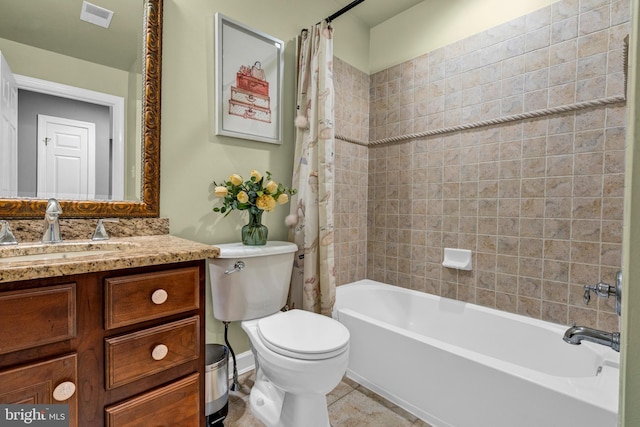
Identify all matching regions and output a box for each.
[0,0,161,218]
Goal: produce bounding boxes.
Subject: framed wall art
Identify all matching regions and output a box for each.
[214,13,284,144]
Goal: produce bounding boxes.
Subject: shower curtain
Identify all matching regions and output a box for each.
[288,21,336,316]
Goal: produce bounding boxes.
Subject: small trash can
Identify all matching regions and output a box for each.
[205,344,229,427]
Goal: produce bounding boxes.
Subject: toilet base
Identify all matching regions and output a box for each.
[249,374,331,427]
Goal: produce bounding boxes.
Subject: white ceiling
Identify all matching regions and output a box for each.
[329,0,424,28]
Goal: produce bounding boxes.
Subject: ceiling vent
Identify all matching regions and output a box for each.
[80,1,114,29]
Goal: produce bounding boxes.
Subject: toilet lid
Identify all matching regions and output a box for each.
[257,309,350,360]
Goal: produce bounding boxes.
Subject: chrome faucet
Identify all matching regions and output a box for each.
[0,220,18,245]
[42,198,63,243]
[563,326,620,352]
[563,270,622,352]
[91,218,119,241]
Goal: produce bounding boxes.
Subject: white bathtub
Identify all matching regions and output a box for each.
[333,280,619,427]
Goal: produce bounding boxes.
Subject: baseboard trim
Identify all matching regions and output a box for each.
[229,350,255,378]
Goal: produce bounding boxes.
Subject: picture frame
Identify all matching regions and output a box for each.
[214,13,284,144]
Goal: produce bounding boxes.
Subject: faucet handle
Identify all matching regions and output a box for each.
[0,220,18,245]
[583,272,623,316]
[92,218,119,241]
[584,281,617,305]
[583,286,591,305]
[45,198,62,216]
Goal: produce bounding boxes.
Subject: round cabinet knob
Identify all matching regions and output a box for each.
[52,381,76,401]
[151,289,168,305]
[151,344,169,361]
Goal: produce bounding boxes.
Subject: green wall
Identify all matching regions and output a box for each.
[0,38,129,97]
[159,0,372,350]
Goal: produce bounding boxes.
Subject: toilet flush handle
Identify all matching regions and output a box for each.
[224,260,245,275]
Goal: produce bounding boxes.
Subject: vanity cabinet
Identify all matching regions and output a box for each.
[0,260,206,427]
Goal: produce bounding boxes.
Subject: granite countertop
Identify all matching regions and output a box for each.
[0,235,220,283]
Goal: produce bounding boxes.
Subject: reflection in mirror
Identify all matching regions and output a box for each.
[11,75,131,201]
[0,0,142,201]
[0,0,161,218]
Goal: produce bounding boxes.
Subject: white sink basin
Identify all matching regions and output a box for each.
[0,241,137,264]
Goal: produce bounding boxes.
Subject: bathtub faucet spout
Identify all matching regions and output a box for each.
[563,325,620,352]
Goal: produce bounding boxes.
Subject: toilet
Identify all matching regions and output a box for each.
[209,241,350,427]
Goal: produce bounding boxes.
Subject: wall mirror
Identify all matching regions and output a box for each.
[0,0,161,218]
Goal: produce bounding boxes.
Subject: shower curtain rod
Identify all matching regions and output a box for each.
[319,0,366,24]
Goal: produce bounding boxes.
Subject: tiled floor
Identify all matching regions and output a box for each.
[225,371,433,427]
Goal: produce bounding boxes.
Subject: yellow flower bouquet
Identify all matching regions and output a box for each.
[213,170,296,245]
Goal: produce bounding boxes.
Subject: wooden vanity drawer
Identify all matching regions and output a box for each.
[105,373,200,427]
[105,316,199,389]
[0,283,76,354]
[104,267,199,329]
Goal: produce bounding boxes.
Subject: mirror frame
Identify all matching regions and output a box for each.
[0,0,162,218]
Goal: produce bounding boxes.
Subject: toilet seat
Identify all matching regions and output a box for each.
[257,309,349,360]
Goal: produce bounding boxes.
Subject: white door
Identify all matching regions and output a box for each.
[37,114,96,200]
[0,51,18,197]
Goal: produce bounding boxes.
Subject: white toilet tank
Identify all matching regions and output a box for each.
[209,241,298,322]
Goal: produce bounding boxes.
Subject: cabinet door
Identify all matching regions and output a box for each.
[0,353,78,427]
[105,373,200,427]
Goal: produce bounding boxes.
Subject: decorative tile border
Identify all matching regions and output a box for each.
[337,94,626,147]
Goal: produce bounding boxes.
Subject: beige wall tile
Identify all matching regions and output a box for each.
[333,0,626,329]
